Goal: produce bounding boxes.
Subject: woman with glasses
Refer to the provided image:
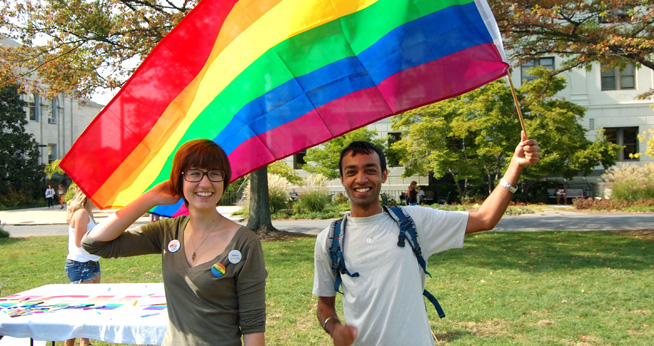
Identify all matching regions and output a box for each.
[82,139,267,346]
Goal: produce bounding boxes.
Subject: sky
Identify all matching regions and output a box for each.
[91,88,119,106]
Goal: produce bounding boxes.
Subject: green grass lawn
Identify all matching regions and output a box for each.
[1,231,652,345]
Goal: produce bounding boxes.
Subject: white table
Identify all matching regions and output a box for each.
[0,283,167,345]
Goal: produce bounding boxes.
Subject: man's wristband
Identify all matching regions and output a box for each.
[322,316,339,334]
[499,178,518,193]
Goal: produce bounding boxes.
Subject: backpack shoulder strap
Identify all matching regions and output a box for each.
[328,214,359,294]
[328,218,342,275]
[384,205,446,318]
[384,206,431,277]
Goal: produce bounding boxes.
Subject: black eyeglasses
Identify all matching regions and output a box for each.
[182,169,225,182]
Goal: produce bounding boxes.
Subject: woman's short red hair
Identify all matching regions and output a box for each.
[169,139,232,206]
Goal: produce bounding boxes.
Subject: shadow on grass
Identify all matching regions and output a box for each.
[260,230,316,242]
[439,231,653,271]
[0,237,28,246]
[433,329,472,343]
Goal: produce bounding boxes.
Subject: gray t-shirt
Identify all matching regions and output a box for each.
[313,206,467,346]
[83,216,267,345]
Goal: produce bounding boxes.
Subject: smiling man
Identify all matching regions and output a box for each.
[313,133,540,346]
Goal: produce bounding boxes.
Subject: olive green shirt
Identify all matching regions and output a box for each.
[82,216,267,345]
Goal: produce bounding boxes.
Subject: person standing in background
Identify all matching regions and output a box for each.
[556,183,567,205]
[65,187,101,346]
[45,185,55,208]
[416,186,425,205]
[58,184,67,209]
[406,181,418,206]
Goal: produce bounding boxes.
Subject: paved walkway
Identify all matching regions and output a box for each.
[2,205,654,237]
[0,206,243,226]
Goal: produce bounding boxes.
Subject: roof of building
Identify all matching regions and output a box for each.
[0,36,22,47]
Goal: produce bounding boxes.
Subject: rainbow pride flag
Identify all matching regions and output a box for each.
[60,0,508,216]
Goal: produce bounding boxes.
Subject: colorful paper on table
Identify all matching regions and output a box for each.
[60,0,508,217]
[0,292,166,311]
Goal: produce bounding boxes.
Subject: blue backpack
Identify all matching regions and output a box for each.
[327,205,446,318]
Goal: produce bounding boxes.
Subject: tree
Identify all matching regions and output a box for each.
[246,166,278,235]
[490,0,654,97]
[303,128,384,180]
[0,0,194,98]
[517,70,620,181]
[0,84,44,200]
[391,69,619,199]
[391,81,515,198]
[44,159,64,179]
[640,128,654,159]
[268,160,302,185]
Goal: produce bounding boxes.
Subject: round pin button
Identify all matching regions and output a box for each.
[211,263,226,278]
[167,240,180,253]
[228,250,242,264]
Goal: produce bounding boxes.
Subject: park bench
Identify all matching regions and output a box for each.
[547,188,585,203]
[423,191,435,204]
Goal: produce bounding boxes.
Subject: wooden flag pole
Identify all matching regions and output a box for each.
[506,70,528,139]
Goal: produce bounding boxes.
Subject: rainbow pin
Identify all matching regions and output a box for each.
[211,263,226,278]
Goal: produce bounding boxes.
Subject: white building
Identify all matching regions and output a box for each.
[1,37,103,166]
[22,92,103,165]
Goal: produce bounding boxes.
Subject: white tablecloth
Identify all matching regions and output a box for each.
[0,283,167,344]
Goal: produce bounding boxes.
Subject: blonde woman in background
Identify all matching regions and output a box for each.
[64,187,100,346]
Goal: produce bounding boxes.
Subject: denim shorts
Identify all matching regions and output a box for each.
[65,259,101,284]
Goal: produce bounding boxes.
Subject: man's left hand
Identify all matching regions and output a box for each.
[514,131,540,167]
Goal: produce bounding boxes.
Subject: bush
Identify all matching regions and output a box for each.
[268,186,289,214]
[297,190,331,212]
[0,186,45,210]
[238,186,290,216]
[0,226,9,238]
[436,204,467,212]
[333,192,348,204]
[602,163,654,203]
[611,181,654,203]
[573,196,654,211]
[331,202,351,213]
[239,174,290,216]
[503,206,536,215]
[380,192,396,206]
[573,197,619,211]
[288,210,342,220]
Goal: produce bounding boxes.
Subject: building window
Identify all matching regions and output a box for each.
[601,63,635,90]
[48,98,58,124]
[47,144,57,163]
[604,127,639,161]
[387,132,402,167]
[28,93,38,121]
[520,57,554,83]
[293,150,306,169]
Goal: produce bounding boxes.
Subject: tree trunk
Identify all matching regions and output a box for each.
[246,166,278,235]
[449,169,466,201]
[485,167,493,196]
